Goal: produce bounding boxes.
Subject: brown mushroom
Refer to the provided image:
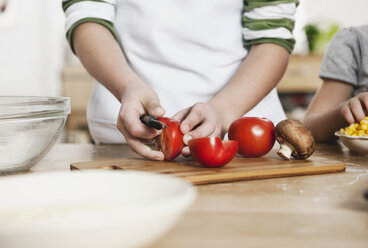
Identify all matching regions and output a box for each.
[274,119,315,160]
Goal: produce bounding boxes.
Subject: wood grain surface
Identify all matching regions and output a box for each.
[32,144,368,248]
[70,154,346,185]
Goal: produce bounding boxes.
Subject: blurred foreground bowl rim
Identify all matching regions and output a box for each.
[334,131,368,140]
[0,170,197,232]
[0,170,197,248]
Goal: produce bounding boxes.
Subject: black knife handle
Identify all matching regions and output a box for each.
[140,114,163,130]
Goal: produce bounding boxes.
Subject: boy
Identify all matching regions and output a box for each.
[304,25,368,142]
[63,0,298,159]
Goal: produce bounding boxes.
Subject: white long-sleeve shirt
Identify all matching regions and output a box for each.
[63,0,298,144]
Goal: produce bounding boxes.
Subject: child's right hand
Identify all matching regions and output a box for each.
[70,22,165,157]
[117,82,166,160]
[340,92,368,124]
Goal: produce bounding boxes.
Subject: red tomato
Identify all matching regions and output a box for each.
[155,117,184,161]
[188,137,238,167]
[228,117,275,157]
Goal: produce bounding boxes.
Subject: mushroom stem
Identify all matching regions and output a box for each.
[277,141,295,160]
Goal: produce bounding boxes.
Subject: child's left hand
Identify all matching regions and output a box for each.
[172,44,290,156]
[172,102,228,157]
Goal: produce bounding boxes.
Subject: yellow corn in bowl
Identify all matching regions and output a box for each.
[335,117,368,155]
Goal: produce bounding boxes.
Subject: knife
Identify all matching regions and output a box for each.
[140,114,166,130]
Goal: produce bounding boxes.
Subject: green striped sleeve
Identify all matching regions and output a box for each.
[244,0,299,11]
[66,18,118,54]
[242,0,298,53]
[63,0,118,54]
[244,38,296,53]
[242,16,295,33]
[62,0,110,11]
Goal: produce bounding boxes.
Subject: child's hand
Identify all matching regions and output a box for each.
[117,82,166,160]
[340,92,368,124]
[172,102,227,157]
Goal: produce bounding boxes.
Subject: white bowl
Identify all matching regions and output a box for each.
[335,131,368,155]
[0,96,70,174]
[0,171,196,248]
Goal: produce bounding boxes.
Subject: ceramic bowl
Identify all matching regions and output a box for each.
[0,170,196,248]
[0,96,70,174]
[335,131,368,155]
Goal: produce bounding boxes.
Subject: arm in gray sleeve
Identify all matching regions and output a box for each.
[319,27,361,86]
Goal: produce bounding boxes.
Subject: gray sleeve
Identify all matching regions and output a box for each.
[319,28,360,86]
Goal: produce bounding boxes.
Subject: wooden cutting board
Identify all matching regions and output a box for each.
[70,153,346,185]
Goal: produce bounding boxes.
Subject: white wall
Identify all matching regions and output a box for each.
[303,0,368,27]
[0,0,65,96]
[294,0,368,54]
[1,0,368,93]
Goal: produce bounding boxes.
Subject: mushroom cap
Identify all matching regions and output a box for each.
[275,119,315,159]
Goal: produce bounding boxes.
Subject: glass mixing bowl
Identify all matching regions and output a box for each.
[0,96,70,174]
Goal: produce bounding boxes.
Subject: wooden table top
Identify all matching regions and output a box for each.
[31,143,368,248]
